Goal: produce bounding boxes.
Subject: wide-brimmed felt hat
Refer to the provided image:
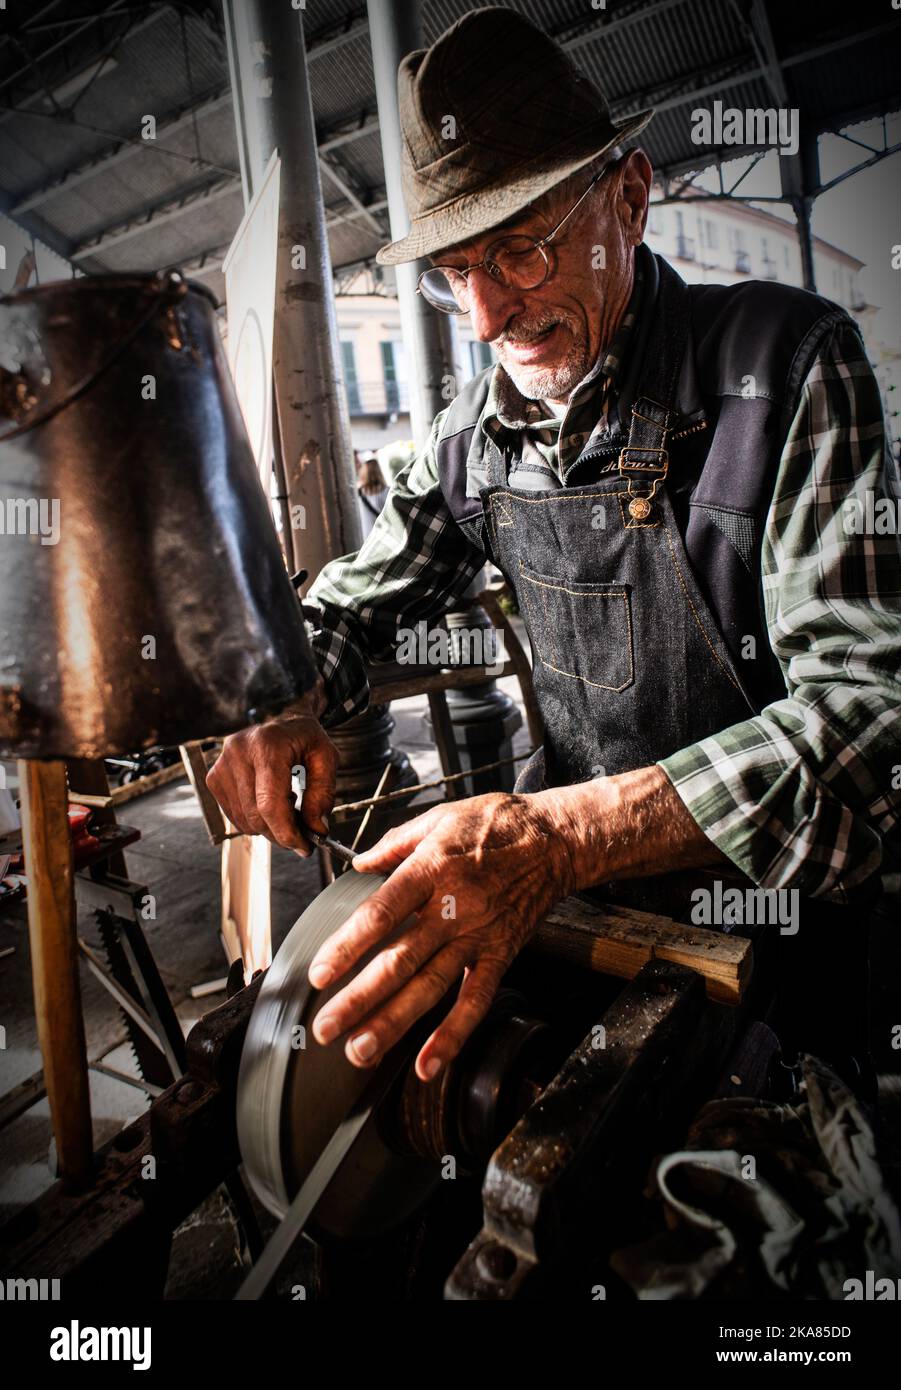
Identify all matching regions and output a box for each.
[376,6,654,266]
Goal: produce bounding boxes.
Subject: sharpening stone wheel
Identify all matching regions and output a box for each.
[237,871,439,1241]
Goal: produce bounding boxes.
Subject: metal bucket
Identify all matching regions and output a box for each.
[0,270,318,758]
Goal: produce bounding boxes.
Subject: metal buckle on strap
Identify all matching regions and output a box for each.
[619,397,672,519]
[618,447,669,520]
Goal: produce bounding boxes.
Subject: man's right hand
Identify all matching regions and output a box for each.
[206,692,338,853]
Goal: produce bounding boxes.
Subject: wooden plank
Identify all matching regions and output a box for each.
[530,895,752,1004]
[19,760,93,1188]
[179,741,226,845]
[65,791,113,809]
[108,760,187,805]
[427,690,465,799]
[220,826,272,980]
[368,660,515,703]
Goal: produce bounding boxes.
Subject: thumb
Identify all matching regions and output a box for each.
[353,807,445,872]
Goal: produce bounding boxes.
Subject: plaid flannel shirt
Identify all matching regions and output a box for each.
[306,275,901,903]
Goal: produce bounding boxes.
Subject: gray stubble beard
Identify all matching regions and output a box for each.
[497,342,594,403]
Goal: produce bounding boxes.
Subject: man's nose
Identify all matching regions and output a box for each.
[466,267,526,343]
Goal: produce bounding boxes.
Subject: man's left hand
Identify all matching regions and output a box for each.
[308,793,577,1081]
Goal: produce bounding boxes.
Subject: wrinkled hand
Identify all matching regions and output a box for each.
[206,707,337,854]
[308,793,577,1081]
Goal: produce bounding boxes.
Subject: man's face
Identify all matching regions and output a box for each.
[433,151,651,403]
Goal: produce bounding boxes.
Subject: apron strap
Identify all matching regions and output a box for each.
[619,262,692,493]
[484,434,508,488]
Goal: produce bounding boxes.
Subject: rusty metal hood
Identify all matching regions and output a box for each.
[0,270,318,758]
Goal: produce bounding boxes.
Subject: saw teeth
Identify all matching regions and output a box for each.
[93,907,173,1088]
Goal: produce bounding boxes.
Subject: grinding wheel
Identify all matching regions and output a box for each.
[237,871,439,1242]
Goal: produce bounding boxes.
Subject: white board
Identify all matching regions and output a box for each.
[223,150,281,487]
[220,150,282,977]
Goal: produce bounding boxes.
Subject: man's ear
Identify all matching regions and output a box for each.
[617,149,653,244]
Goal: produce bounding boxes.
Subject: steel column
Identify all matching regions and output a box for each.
[780,123,821,294]
[367,0,461,449]
[367,2,522,795]
[222,0,360,578]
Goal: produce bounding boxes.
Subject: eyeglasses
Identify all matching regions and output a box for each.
[416,170,603,315]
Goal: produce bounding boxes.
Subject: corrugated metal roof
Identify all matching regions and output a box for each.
[0,0,898,306]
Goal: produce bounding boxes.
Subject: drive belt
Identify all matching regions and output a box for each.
[235,1044,409,1300]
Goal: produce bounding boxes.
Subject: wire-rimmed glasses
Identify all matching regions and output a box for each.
[416,170,603,314]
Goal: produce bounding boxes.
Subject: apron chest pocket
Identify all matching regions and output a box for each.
[518,563,635,692]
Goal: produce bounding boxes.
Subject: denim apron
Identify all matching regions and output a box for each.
[484,271,756,789]
[479,271,872,1090]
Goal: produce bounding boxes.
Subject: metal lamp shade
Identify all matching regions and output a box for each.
[0,270,319,758]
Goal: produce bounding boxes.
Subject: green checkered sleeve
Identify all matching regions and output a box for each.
[304,410,487,728]
[661,321,901,902]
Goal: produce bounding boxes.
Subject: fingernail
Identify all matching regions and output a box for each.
[350,1031,378,1062]
[315,1012,338,1044]
[309,963,333,989]
[422,1057,442,1080]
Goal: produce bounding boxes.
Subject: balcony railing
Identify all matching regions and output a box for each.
[344,380,411,417]
[675,234,696,262]
[761,258,778,280]
[734,250,751,274]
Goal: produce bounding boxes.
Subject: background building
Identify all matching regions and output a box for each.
[334,270,493,451]
[645,196,900,455]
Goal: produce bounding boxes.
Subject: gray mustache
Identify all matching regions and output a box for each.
[498,319,568,346]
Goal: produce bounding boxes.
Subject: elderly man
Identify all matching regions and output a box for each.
[208,8,900,1092]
